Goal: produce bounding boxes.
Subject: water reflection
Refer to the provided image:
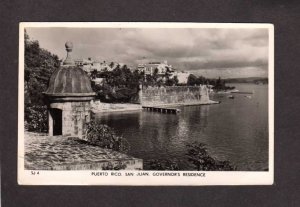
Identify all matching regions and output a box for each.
[95,84,268,171]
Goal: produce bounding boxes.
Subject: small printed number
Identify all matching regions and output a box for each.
[31,171,39,175]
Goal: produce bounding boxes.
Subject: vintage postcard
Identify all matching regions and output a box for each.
[18,22,274,185]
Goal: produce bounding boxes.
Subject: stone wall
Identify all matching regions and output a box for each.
[49,101,91,139]
[25,132,143,170]
[90,100,142,113]
[141,85,210,106]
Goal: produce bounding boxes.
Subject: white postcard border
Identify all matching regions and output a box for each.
[18,22,274,185]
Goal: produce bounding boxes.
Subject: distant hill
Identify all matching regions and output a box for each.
[224,77,268,84]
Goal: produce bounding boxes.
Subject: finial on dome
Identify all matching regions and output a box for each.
[65,41,73,52]
[63,41,75,66]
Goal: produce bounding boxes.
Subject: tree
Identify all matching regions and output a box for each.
[109,62,115,69]
[24,32,60,132]
[212,77,230,91]
[165,76,179,86]
[173,76,179,85]
[198,76,206,85]
[216,77,222,88]
[187,74,198,86]
[90,69,98,79]
[91,66,142,103]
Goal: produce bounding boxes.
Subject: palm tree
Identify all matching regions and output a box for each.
[109,62,114,69]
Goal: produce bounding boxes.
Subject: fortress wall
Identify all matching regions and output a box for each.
[141,86,210,106]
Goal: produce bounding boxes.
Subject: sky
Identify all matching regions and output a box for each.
[26,27,269,79]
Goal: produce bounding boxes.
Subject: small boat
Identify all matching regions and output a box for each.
[245,95,252,99]
[228,95,234,99]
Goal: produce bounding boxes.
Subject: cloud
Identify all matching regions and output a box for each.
[26,27,269,78]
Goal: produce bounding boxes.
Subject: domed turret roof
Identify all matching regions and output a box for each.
[44,42,95,101]
[45,66,95,94]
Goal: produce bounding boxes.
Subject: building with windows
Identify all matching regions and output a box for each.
[74,58,127,74]
[137,60,174,76]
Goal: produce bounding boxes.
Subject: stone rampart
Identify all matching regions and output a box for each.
[141,85,211,106]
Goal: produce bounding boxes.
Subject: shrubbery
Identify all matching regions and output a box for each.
[146,142,236,171]
[85,120,130,153]
[101,162,127,170]
[146,159,180,171]
[25,105,48,132]
[186,142,236,171]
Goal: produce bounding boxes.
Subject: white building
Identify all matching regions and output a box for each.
[137,60,174,76]
[75,58,125,73]
[91,77,105,86]
[171,71,190,84]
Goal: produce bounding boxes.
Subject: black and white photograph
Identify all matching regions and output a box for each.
[18,23,274,185]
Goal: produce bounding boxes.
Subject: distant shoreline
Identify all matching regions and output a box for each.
[224,77,268,84]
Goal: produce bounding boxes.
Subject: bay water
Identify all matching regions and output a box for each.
[95,83,268,171]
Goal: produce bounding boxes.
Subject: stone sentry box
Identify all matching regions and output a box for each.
[44,41,95,139]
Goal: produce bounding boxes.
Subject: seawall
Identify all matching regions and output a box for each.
[141,85,216,106]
